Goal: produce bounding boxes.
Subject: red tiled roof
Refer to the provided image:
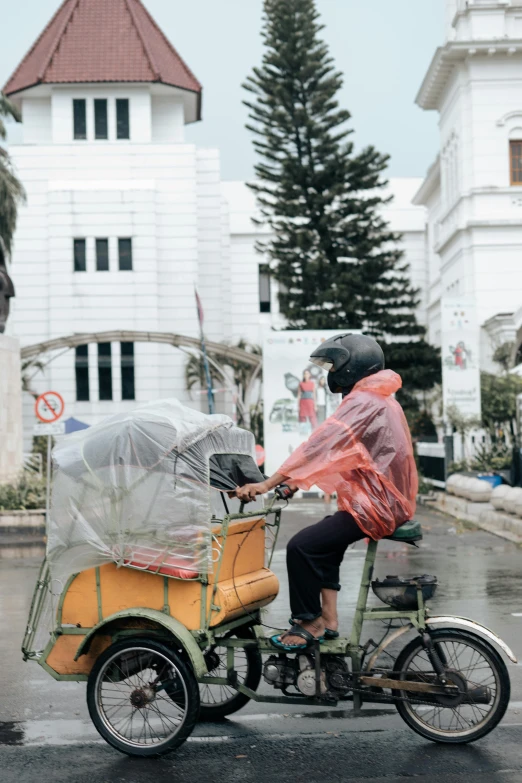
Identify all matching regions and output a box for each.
[3,0,201,102]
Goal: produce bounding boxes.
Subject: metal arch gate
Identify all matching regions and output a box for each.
[21,330,263,427]
[21,330,261,367]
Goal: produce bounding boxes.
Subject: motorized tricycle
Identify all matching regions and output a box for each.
[23,400,516,756]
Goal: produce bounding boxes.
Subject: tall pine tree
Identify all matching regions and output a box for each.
[244,0,422,338]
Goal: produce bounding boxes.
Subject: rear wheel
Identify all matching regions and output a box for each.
[394,628,510,744]
[87,637,200,757]
[199,629,262,720]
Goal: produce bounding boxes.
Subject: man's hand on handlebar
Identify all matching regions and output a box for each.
[235,481,269,502]
[234,480,298,503]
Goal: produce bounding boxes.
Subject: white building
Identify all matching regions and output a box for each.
[4,0,522,439]
[3,0,242,431]
[414,0,522,371]
[3,0,427,436]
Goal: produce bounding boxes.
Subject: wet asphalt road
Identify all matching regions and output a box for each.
[1,499,522,782]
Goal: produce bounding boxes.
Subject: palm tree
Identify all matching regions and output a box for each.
[184,340,263,431]
[0,93,25,254]
[222,340,263,433]
[185,352,222,397]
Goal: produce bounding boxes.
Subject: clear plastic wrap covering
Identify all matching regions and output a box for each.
[47,399,259,584]
[278,370,418,539]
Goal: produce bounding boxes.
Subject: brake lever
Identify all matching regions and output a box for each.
[275,484,294,500]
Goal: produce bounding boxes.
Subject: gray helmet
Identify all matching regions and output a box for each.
[309,333,385,393]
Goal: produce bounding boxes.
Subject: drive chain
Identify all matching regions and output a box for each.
[335,669,472,708]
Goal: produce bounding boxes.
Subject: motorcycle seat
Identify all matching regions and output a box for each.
[384,519,423,543]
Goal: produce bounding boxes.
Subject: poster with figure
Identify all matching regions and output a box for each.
[263,330,351,475]
[441,297,481,419]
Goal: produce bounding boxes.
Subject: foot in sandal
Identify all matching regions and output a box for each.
[289,615,339,640]
[271,619,325,650]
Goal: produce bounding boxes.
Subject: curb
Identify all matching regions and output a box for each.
[427,494,522,545]
[0,509,46,537]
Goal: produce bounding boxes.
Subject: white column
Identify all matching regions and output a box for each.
[112,341,122,402]
[0,335,23,483]
[88,342,98,402]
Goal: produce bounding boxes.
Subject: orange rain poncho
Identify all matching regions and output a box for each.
[278,370,418,540]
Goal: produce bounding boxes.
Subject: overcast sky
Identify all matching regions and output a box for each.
[0,0,444,182]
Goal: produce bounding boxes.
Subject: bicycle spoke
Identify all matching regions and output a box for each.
[156,691,186,714]
[142,708,162,743]
[149,701,182,729]
[96,646,189,748]
[199,641,250,707]
[401,634,501,737]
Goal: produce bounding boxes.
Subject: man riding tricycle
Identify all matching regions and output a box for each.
[23,334,516,756]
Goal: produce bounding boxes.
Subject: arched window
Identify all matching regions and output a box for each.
[510,139,522,185]
[508,127,522,185]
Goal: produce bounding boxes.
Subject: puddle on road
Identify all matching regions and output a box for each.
[0,722,24,745]
[0,712,391,749]
[0,719,101,747]
[2,700,521,748]
[22,718,99,746]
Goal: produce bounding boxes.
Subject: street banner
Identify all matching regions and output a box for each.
[441,297,481,420]
[263,330,347,475]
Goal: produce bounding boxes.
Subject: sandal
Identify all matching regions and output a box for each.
[271,624,325,651]
[324,628,340,640]
[289,617,339,640]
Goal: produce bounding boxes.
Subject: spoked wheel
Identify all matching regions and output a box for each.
[87,638,200,757]
[199,629,262,720]
[394,628,510,744]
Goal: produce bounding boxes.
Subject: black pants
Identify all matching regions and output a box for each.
[287,510,365,621]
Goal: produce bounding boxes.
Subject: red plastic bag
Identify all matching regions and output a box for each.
[278,370,418,539]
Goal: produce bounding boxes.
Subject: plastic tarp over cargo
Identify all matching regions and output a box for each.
[47,399,262,584]
[278,370,418,539]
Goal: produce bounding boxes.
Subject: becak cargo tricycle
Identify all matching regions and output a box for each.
[23,401,516,756]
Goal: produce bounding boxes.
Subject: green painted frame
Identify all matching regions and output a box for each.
[197,538,429,708]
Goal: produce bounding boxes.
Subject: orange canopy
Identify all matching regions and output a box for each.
[278,370,418,539]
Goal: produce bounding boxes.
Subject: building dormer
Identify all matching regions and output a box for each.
[2,0,202,145]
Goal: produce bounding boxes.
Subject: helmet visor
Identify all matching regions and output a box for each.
[309,356,334,371]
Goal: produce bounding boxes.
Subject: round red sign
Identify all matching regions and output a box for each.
[35,391,65,424]
[255,444,265,467]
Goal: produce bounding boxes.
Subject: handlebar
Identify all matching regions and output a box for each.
[235,484,294,514]
[274,484,294,500]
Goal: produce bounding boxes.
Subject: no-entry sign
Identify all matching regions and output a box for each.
[35,391,65,424]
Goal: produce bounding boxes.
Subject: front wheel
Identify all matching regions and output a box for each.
[394,628,510,744]
[87,637,200,757]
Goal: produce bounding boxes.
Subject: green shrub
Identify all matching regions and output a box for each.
[0,475,47,511]
[417,473,433,495]
[448,460,469,475]
[470,442,512,472]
